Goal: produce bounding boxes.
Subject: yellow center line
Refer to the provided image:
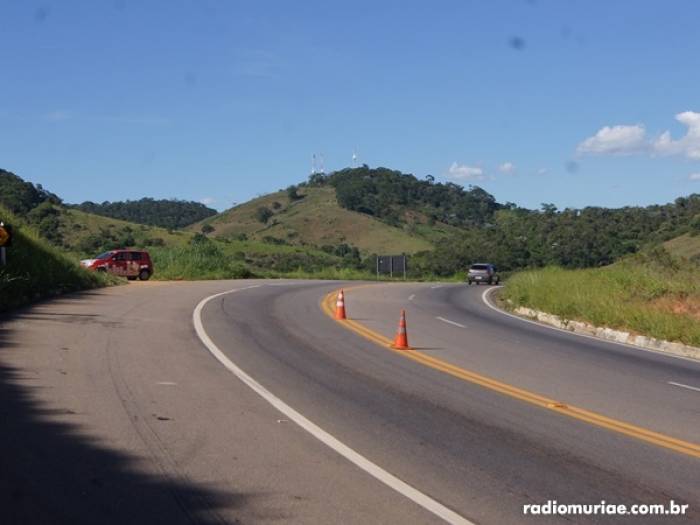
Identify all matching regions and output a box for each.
[321,288,700,459]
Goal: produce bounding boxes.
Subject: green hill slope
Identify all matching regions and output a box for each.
[0,205,113,312]
[664,233,700,262]
[195,186,454,254]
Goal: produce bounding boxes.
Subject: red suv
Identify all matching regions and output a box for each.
[81,249,153,281]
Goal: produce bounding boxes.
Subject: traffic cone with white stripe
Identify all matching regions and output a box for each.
[335,289,347,320]
[393,309,410,349]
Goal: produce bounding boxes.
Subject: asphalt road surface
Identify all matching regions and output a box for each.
[1,280,698,524]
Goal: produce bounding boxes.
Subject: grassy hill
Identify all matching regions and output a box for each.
[57,207,192,254]
[195,186,455,255]
[0,205,114,312]
[664,233,700,262]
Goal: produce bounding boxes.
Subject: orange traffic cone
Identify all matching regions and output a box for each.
[393,309,410,349]
[335,289,347,320]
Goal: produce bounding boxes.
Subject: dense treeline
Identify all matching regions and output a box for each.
[0,169,61,214]
[72,198,217,229]
[411,197,700,275]
[309,166,700,274]
[309,166,502,227]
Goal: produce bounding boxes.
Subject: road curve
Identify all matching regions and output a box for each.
[1,280,698,524]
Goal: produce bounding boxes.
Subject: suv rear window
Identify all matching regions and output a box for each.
[129,252,142,261]
[470,264,489,270]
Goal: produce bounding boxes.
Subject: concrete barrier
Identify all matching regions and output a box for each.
[513,306,700,361]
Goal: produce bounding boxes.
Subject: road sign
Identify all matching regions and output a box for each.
[0,223,11,247]
[376,255,407,279]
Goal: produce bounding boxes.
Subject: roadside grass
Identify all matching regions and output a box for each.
[501,250,700,346]
[0,206,115,312]
[148,236,465,282]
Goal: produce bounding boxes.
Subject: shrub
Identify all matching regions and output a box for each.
[255,206,273,223]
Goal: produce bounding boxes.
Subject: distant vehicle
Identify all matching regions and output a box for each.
[80,249,153,281]
[467,263,499,285]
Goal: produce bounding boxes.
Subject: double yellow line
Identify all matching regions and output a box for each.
[321,289,700,459]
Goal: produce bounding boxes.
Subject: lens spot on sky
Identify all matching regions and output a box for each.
[184,72,198,87]
[508,36,526,50]
[566,161,579,174]
[34,6,50,23]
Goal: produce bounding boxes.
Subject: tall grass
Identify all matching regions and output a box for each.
[502,250,700,346]
[0,206,113,312]
[149,242,254,280]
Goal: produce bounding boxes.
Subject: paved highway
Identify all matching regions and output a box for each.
[1,280,698,524]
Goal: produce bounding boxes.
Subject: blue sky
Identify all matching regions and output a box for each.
[2,0,700,211]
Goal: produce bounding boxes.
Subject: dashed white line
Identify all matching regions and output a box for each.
[668,381,700,393]
[436,316,466,328]
[156,382,177,386]
[409,294,416,301]
[430,285,443,289]
[193,285,473,525]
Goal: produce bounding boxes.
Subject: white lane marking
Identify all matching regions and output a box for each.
[436,316,466,329]
[156,382,177,386]
[430,285,443,289]
[668,381,700,393]
[193,286,473,525]
[481,287,699,364]
[409,294,416,301]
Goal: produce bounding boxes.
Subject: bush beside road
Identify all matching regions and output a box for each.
[0,205,115,313]
[501,249,700,347]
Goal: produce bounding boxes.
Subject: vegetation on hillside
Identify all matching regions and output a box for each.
[3,166,700,290]
[501,248,700,346]
[411,197,700,275]
[0,205,113,312]
[201,186,435,255]
[313,166,502,228]
[0,169,61,214]
[72,198,217,229]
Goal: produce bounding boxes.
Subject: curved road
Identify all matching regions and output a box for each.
[1,280,698,524]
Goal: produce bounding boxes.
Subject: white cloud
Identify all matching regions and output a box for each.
[536,168,548,175]
[200,197,216,205]
[652,111,700,159]
[447,162,485,181]
[576,124,647,155]
[498,162,515,174]
[689,173,700,181]
[576,111,700,160]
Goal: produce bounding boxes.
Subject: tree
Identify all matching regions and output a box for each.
[255,206,273,223]
[201,223,215,234]
[287,185,302,201]
[72,197,217,229]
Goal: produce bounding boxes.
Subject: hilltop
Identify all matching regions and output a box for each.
[72,198,217,229]
[195,186,444,255]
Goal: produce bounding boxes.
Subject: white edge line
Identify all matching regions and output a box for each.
[193,285,473,525]
[436,316,466,329]
[668,381,700,393]
[481,287,699,364]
